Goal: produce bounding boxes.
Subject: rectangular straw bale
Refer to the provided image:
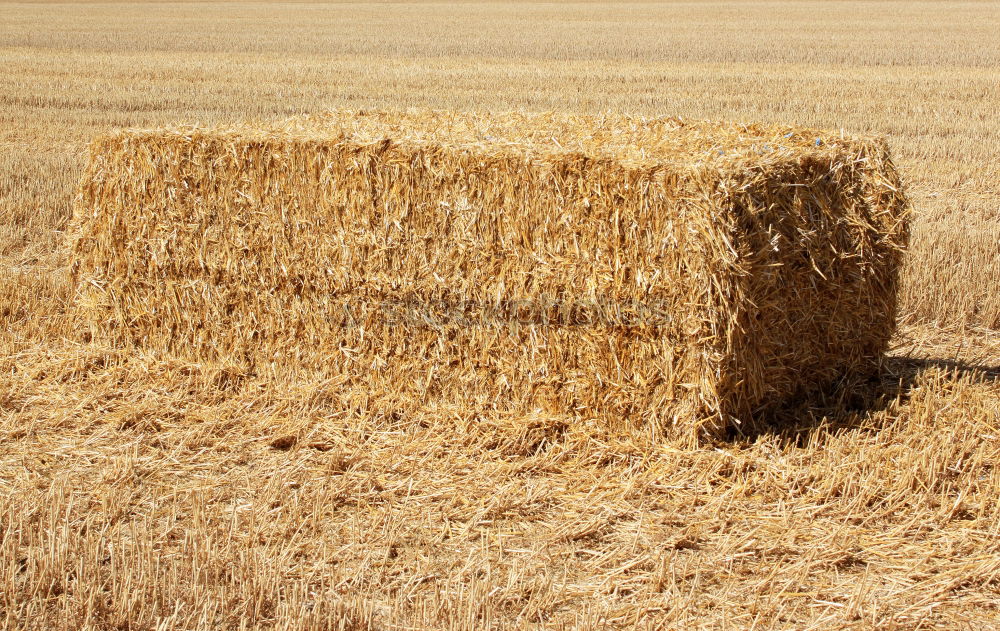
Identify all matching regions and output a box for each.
[68,110,910,443]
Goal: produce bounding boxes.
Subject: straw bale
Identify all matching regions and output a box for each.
[69,110,910,443]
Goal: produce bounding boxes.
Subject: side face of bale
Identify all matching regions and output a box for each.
[69,112,910,444]
[70,131,735,443]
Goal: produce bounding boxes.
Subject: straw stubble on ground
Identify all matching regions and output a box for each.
[2,2,1000,629]
[2,326,1000,629]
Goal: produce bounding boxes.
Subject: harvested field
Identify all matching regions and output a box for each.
[2,2,999,630]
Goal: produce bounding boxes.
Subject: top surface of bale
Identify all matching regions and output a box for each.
[118,109,867,170]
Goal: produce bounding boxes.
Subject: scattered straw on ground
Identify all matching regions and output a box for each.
[1,324,998,629]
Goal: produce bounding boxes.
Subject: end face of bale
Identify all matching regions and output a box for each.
[708,140,911,434]
[68,111,911,445]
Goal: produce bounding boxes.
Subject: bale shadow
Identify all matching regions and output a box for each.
[732,356,1000,444]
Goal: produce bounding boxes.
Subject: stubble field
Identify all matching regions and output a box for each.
[1,2,999,629]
